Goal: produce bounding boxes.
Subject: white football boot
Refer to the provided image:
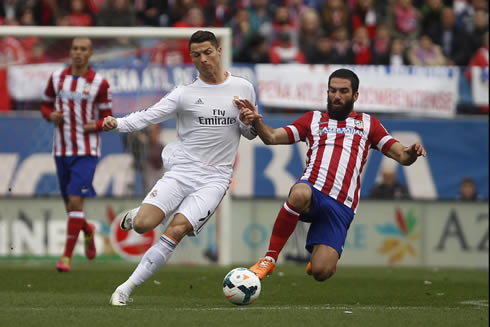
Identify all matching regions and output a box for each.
[119,209,136,231]
[110,289,132,306]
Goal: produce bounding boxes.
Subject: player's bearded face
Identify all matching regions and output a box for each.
[327,95,354,120]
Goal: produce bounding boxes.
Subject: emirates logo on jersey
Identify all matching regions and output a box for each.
[354,120,364,130]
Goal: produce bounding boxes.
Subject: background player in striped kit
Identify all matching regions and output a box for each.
[239,68,427,282]
[40,37,113,272]
[103,30,258,306]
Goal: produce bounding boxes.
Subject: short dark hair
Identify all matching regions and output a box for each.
[328,69,360,93]
[188,30,219,50]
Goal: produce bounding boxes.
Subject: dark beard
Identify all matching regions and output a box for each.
[327,97,354,120]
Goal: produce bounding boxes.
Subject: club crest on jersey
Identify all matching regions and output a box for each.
[150,189,158,197]
[83,83,91,95]
[354,120,364,130]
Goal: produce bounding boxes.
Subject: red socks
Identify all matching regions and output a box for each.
[62,211,86,258]
[265,201,301,261]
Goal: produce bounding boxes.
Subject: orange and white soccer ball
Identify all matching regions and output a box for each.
[222,267,261,305]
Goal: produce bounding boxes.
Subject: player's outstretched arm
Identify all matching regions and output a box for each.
[102,116,118,131]
[237,99,289,145]
[386,142,427,166]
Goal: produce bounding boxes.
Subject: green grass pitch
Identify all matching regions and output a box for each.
[0,259,487,327]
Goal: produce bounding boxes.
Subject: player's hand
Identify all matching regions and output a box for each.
[83,120,96,133]
[49,112,63,126]
[237,99,262,124]
[103,116,118,131]
[404,143,427,157]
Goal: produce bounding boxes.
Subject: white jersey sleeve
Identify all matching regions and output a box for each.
[116,87,181,132]
[237,115,258,140]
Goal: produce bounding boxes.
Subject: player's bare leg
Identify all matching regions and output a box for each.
[308,244,339,281]
[120,204,166,234]
[110,213,193,306]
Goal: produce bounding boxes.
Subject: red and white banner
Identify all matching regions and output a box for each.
[256,64,460,118]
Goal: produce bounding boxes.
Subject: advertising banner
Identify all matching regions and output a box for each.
[0,115,488,200]
[8,63,463,117]
[0,198,487,268]
[471,66,489,105]
[256,64,460,117]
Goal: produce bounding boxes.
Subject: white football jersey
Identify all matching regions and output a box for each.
[116,73,257,176]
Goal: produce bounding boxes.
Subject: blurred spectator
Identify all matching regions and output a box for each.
[271,5,297,46]
[369,165,411,200]
[465,30,489,114]
[34,0,59,25]
[17,5,37,25]
[297,7,323,53]
[85,0,106,15]
[167,0,193,26]
[320,0,351,37]
[1,0,19,25]
[455,0,488,33]
[247,0,274,44]
[458,177,481,201]
[371,23,392,65]
[420,0,444,37]
[173,6,205,28]
[229,7,254,58]
[68,0,94,26]
[466,30,489,77]
[43,11,73,61]
[352,26,373,65]
[151,33,196,64]
[429,6,471,66]
[407,33,447,65]
[204,0,234,27]
[285,0,310,31]
[330,26,355,64]
[389,38,409,65]
[351,0,379,40]
[135,0,169,26]
[469,9,489,52]
[169,6,206,64]
[305,32,339,64]
[234,33,270,63]
[387,0,420,41]
[96,0,138,48]
[96,0,137,27]
[269,28,306,64]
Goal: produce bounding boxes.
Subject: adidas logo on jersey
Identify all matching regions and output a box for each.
[195,98,204,104]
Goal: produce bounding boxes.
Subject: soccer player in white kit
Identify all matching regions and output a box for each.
[103,31,258,306]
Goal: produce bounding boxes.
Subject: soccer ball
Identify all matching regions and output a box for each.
[222,267,261,305]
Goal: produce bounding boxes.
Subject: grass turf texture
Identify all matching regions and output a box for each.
[0,260,487,327]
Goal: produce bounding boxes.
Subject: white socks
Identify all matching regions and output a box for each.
[120,233,178,296]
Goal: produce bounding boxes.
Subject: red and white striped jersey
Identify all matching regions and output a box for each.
[283,110,397,213]
[41,66,112,157]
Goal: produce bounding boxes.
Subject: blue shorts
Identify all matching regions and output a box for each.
[54,156,97,200]
[297,180,354,257]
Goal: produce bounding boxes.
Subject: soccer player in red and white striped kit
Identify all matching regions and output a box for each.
[239,68,427,281]
[41,37,112,272]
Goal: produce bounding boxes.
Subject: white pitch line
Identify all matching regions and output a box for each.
[460,300,489,308]
[170,305,463,312]
[0,304,480,312]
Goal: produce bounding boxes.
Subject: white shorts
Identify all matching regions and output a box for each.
[142,163,230,236]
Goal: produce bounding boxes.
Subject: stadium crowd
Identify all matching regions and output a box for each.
[0,0,488,113]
